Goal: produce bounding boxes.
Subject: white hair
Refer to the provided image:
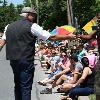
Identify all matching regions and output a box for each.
[19,13,28,17]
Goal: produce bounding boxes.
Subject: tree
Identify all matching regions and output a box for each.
[0,0,3,4]
[23,0,36,7]
[39,0,68,30]
[0,0,99,32]
[0,1,23,32]
[17,4,24,14]
[0,0,8,31]
[73,0,96,28]
[90,0,100,13]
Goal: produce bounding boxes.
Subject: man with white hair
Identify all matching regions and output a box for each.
[0,7,75,100]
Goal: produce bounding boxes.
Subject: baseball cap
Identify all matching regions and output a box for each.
[20,7,37,15]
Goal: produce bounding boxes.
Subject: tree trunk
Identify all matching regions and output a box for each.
[67,0,74,26]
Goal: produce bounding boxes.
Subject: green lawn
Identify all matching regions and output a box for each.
[89,94,96,100]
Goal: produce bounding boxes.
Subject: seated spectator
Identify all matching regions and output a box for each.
[39,55,83,94]
[37,51,66,86]
[77,44,88,62]
[61,57,95,100]
[41,48,59,69]
[56,55,83,93]
[86,48,97,69]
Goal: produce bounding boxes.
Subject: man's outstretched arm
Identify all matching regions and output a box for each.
[48,33,76,41]
[0,39,6,51]
[78,30,97,39]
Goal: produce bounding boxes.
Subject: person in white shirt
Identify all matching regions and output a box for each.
[0,7,75,100]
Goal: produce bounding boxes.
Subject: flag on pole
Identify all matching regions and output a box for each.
[82,17,97,34]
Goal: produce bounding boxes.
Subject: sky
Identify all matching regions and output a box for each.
[7,0,24,5]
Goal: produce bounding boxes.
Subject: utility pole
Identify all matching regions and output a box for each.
[67,0,76,48]
[67,0,74,26]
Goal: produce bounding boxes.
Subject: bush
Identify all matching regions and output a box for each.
[89,94,96,100]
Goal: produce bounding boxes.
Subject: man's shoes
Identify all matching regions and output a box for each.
[57,88,64,93]
[40,88,52,94]
[37,81,46,86]
[45,71,51,74]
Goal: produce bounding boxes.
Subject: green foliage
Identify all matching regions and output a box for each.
[89,94,96,100]
[0,1,24,32]
[23,0,31,7]
[39,0,67,30]
[0,0,100,32]
[23,0,36,7]
[73,0,96,28]
[16,4,24,14]
[0,0,3,4]
[38,0,100,30]
[91,0,100,13]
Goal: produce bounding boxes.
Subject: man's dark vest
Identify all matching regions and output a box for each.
[6,18,36,61]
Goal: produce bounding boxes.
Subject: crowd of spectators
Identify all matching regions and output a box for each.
[35,39,98,100]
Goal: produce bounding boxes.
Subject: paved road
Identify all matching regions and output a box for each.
[0,47,61,100]
[32,59,61,100]
[0,47,14,100]
[0,47,89,100]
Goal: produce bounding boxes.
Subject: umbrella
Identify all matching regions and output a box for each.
[50,25,76,45]
[51,29,57,34]
[60,25,76,33]
[50,25,76,35]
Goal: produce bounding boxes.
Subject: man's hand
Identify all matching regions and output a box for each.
[0,39,6,46]
[67,33,76,39]
[76,30,97,40]
[0,39,6,51]
[48,33,76,41]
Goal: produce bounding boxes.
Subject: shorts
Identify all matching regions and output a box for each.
[64,73,73,83]
[95,60,100,95]
[66,75,73,82]
[48,69,61,79]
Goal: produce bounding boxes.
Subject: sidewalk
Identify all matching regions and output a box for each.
[32,57,62,100]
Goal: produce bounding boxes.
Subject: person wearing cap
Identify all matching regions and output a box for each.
[78,12,100,100]
[0,7,75,100]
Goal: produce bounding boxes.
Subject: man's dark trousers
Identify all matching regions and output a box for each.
[10,60,35,100]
